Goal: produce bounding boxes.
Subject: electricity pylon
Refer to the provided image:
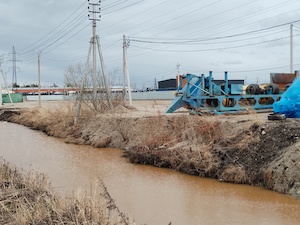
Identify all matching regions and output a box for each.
[8,46,21,90]
[0,55,13,105]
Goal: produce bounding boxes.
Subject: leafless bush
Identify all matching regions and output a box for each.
[65,63,125,119]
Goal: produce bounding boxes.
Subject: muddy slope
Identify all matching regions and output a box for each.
[1,109,299,198]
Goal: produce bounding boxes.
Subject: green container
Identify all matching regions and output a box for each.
[2,93,23,103]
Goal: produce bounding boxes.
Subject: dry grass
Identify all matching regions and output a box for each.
[0,160,134,225]
[219,165,247,183]
[123,115,227,177]
[261,168,275,189]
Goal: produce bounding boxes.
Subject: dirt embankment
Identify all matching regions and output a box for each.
[1,106,300,198]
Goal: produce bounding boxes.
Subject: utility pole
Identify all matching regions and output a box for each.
[123,34,132,106]
[154,77,157,90]
[88,0,111,109]
[96,35,112,107]
[37,50,41,107]
[74,0,111,124]
[34,50,42,107]
[89,0,100,109]
[290,24,293,73]
[176,63,181,88]
[176,63,181,75]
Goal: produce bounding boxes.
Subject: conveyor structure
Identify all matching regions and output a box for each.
[166,72,284,114]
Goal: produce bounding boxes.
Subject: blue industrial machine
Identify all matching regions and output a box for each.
[166,72,283,114]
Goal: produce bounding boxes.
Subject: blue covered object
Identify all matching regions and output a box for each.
[273,78,300,118]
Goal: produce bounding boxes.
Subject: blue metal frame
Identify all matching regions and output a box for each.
[167,72,282,114]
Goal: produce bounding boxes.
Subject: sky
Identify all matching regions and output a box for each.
[1,0,300,89]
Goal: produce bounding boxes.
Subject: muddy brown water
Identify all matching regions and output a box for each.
[1,122,300,225]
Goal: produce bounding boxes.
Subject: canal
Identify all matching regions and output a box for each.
[1,121,300,225]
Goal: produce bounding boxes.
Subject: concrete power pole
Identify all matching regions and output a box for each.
[74,0,111,124]
[96,35,112,107]
[89,0,100,109]
[37,50,41,107]
[33,50,42,107]
[290,24,293,73]
[176,63,181,76]
[88,0,111,109]
[123,35,132,106]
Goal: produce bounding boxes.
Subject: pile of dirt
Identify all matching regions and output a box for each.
[0,110,20,121]
[217,121,300,188]
[1,108,300,197]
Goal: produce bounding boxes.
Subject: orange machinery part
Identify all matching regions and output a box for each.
[271,72,296,89]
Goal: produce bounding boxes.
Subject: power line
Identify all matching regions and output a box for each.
[130,16,300,45]
[131,0,223,37]
[102,0,129,10]
[20,0,87,53]
[130,26,291,45]
[126,0,299,59]
[21,0,135,59]
[131,0,259,38]
[103,0,200,36]
[131,33,300,52]
[102,0,145,16]
[175,0,299,41]
[43,55,86,62]
[25,10,88,54]
[130,0,297,41]
[20,13,88,61]
[99,0,170,31]
[42,17,88,54]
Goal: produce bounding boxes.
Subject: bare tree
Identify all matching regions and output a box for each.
[64,63,124,115]
[64,63,90,89]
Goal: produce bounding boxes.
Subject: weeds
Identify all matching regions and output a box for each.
[0,160,134,225]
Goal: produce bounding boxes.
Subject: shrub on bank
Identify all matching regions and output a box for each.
[0,160,133,225]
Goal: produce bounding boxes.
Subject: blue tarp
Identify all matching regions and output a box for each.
[273,78,300,118]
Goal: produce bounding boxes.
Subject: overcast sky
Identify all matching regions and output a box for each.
[1,0,300,89]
